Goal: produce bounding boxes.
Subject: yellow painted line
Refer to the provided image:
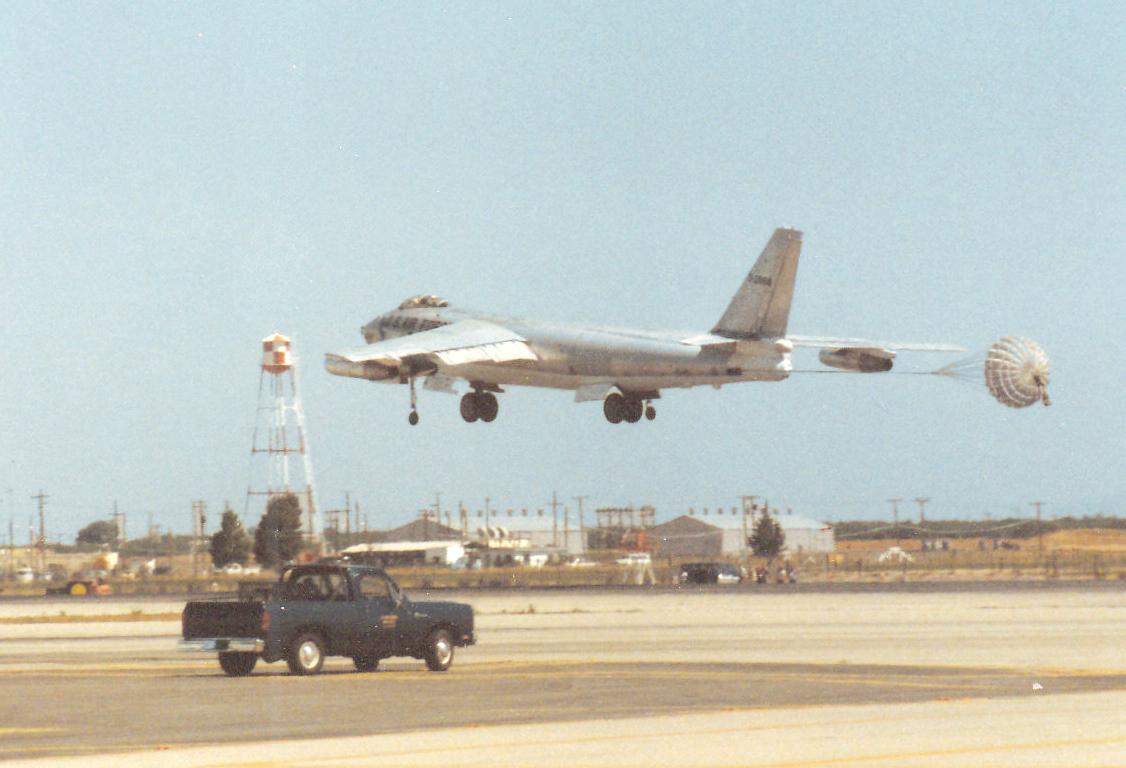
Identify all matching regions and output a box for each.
[0,727,60,735]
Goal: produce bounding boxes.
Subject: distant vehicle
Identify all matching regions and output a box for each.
[46,578,111,596]
[878,546,915,563]
[180,562,475,676]
[566,557,597,568]
[678,562,743,585]
[14,566,35,584]
[614,552,652,566]
[219,563,243,574]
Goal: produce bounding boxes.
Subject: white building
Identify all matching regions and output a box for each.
[685,505,834,555]
[465,506,585,555]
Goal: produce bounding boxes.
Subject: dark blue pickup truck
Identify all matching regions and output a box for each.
[179,562,475,676]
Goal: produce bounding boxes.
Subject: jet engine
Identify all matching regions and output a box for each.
[818,347,895,373]
[324,355,399,381]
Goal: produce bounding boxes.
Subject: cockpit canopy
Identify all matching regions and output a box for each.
[397,295,450,310]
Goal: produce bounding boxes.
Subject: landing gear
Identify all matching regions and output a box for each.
[603,394,655,424]
[408,376,419,425]
[460,391,498,423]
[603,393,625,424]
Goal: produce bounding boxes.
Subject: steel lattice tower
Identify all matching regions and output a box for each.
[245,333,321,549]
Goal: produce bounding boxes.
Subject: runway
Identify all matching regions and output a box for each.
[1,585,1125,766]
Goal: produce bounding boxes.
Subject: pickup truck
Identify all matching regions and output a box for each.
[179,562,475,676]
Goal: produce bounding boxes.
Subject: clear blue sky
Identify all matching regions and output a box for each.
[3,2,1123,543]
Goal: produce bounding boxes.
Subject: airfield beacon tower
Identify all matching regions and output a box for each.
[246,333,321,549]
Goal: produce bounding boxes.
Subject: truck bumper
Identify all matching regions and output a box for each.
[178,638,265,653]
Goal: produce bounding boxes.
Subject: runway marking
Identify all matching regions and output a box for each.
[0,728,61,736]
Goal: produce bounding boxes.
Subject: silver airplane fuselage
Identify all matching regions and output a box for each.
[359,305,792,394]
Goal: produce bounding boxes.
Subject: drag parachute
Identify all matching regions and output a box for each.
[934,337,1051,408]
[985,337,1051,408]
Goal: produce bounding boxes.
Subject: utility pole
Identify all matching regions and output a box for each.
[191,501,207,578]
[914,497,929,522]
[31,491,47,573]
[1031,501,1046,558]
[741,495,759,553]
[547,491,563,548]
[888,498,903,548]
[572,495,588,554]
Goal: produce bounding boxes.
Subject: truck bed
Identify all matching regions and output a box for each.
[182,599,264,639]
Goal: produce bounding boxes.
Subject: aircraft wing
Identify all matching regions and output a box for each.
[788,336,963,353]
[329,319,538,373]
[788,336,963,373]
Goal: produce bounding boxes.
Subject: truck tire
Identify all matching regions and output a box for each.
[287,632,326,675]
[423,628,454,672]
[219,651,258,677]
[352,650,382,673]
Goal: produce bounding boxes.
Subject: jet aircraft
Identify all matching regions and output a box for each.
[325,228,961,425]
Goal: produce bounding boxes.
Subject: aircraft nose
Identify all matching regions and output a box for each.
[362,322,381,343]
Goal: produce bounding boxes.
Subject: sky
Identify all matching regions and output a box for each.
[3,2,1124,543]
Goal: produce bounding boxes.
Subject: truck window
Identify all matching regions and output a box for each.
[324,571,350,601]
[286,573,326,601]
[356,572,392,600]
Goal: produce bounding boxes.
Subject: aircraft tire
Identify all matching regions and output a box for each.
[603,393,624,424]
[479,393,499,422]
[623,397,643,423]
[460,394,480,423]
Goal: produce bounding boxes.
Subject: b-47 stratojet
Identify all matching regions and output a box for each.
[326,228,960,425]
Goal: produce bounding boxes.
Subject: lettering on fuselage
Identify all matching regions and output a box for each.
[750,274,773,287]
[380,315,448,335]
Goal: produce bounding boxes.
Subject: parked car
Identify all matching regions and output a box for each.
[678,562,743,584]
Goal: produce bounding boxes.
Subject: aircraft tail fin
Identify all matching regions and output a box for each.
[710,228,802,340]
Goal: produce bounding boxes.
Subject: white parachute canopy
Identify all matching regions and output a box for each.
[935,337,1051,408]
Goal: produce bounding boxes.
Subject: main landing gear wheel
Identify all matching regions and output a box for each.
[603,394,653,424]
[603,393,625,424]
[460,392,499,423]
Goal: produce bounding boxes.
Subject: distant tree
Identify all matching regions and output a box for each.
[749,510,786,562]
[76,520,120,548]
[253,494,304,568]
[210,505,251,568]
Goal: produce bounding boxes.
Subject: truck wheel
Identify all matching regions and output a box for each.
[352,650,382,673]
[219,651,258,677]
[287,632,325,675]
[423,629,454,672]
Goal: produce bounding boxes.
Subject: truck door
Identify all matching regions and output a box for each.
[353,570,402,655]
[283,569,363,655]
